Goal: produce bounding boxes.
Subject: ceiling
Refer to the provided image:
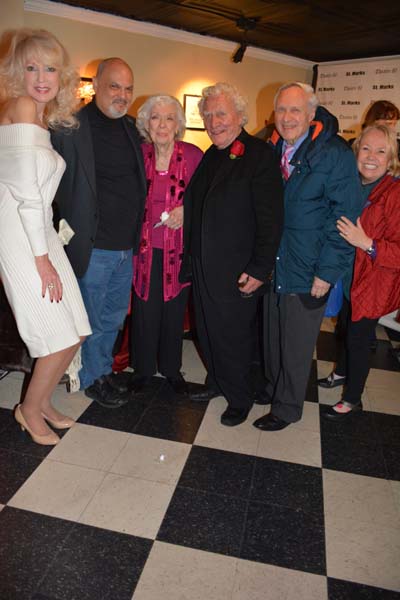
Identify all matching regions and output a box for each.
[54,0,400,62]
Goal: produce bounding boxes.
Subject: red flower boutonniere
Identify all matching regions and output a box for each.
[229,140,245,160]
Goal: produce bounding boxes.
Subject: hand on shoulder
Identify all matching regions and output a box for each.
[0,96,38,126]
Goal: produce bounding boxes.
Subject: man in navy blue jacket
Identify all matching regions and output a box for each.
[254,82,363,431]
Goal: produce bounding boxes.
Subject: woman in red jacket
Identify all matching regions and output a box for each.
[323,124,400,420]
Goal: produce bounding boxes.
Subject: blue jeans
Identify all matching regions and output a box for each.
[78,248,133,389]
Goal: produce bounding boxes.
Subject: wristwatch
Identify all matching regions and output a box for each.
[365,241,375,256]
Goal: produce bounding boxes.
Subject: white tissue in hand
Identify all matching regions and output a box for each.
[161,211,169,223]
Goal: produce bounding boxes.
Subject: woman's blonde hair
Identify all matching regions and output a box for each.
[354,124,400,177]
[0,28,79,129]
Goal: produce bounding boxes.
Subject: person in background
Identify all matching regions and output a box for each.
[348,100,400,158]
[321,125,400,419]
[52,58,146,408]
[253,82,363,432]
[129,95,202,394]
[0,29,91,445]
[181,82,284,427]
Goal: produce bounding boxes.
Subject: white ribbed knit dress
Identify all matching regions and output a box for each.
[0,123,91,357]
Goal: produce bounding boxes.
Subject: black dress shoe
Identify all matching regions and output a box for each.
[220,407,249,427]
[253,388,272,405]
[85,377,129,409]
[190,386,222,402]
[106,372,130,393]
[317,373,346,388]
[166,373,189,395]
[323,401,362,421]
[253,413,290,431]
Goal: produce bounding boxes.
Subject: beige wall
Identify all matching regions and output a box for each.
[2,1,312,150]
[0,0,24,32]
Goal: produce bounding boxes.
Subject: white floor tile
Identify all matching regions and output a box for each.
[110,433,191,485]
[325,514,400,591]
[257,424,322,468]
[366,387,400,415]
[79,472,175,539]
[323,469,400,529]
[194,402,262,456]
[49,423,129,471]
[8,459,105,521]
[133,541,237,600]
[232,559,328,600]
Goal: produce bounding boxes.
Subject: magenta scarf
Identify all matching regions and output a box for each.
[133,141,190,301]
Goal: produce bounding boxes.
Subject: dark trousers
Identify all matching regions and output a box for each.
[192,257,258,411]
[131,249,189,377]
[335,313,379,405]
[264,289,326,423]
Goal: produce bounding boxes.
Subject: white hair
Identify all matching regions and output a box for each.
[274,82,319,112]
[136,94,186,142]
[198,82,248,126]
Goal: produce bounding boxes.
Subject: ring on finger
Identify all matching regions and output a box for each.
[48,283,55,290]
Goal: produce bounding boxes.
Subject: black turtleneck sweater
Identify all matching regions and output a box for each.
[87,99,140,250]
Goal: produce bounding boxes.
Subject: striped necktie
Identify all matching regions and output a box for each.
[280,145,294,180]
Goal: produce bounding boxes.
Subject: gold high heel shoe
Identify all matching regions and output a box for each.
[41,412,75,430]
[14,405,60,446]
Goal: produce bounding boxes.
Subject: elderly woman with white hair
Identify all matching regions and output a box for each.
[129,94,202,394]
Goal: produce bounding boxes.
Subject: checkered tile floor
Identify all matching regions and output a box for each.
[0,320,399,600]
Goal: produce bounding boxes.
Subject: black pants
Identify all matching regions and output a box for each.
[131,249,189,377]
[335,311,379,405]
[192,257,258,411]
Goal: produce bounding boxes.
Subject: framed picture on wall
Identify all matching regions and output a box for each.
[184,94,204,130]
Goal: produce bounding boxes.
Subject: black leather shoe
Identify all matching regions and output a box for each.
[253,413,290,431]
[129,373,151,393]
[220,407,249,427]
[253,388,272,405]
[323,401,362,421]
[318,373,346,388]
[190,386,222,402]
[106,372,130,393]
[167,373,189,395]
[85,377,129,409]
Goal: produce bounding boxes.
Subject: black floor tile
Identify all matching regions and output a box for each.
[305,359,319,403]
[328,577,400,599]
[0,507,73,600]
[251,457,324,516]
[321,432,388,479]
[319,405,379,442]
[152,379,209,414]
[372,412,400,448]
[178,446,255,499]
[382,444,400,481]
[369,340,400,372]
[38,522,153,600]
[78,396,150,433]
[157,487,246,557]
[134,404,205,443]
[0,408,63,459]
[241,501,326,575]
[317,330,342,363]
[0,448,42,504]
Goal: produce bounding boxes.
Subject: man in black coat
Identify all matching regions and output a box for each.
[180,82,284,426]
[52,58,146,408]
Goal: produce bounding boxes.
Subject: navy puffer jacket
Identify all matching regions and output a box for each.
[270,106,363,294]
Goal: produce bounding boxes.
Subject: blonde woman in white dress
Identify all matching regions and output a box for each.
[0,29,91,445]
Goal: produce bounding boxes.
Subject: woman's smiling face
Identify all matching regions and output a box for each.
[357,129,391,184]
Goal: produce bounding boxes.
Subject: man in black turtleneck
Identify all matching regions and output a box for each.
[52,58,146,408]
